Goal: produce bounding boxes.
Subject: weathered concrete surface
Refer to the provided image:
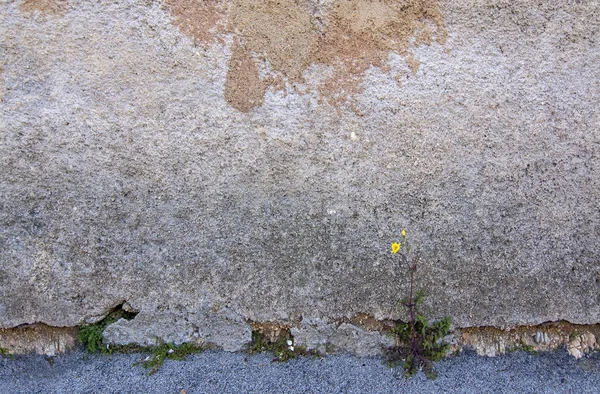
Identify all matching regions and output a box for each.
[1,0,599,352]
[103,307,251,351]
[291,318,396,356]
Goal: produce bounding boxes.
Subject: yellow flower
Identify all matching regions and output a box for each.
[402,229,406,238]
[391,242,401,254]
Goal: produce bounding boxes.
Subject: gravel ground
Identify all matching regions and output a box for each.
[1,349,599,393]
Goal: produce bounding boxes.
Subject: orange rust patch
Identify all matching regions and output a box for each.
[224,39,268,112]
[166,0,447,111]
[19,0,67,15]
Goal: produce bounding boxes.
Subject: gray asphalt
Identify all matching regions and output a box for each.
[1,348,599,393]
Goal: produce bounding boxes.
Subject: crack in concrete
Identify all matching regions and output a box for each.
[2,316,599,360]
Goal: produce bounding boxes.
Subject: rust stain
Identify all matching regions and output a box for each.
[166,0,447,112]
[19,0,68,15]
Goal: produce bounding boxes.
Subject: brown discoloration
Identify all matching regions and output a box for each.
[19,0,68,15]
[405,53,420,75]
[165,0,447,111]
[315,0,446,108]
[415,23,434,46]
[250,321,291,343]
[0,324,78,355]
[334,313,396,332]
[224,39,268,112]
[229,0,320,82]
[223,0,320,110]
[165,0,227,45]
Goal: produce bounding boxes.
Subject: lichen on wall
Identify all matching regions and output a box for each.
[165,0,447,111]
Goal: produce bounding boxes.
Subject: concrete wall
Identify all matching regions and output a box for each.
[1,0,599,352]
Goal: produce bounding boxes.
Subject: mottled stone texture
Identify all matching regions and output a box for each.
[0,0,599,352]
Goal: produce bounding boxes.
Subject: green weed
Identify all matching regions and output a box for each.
[78,307,137,355]
[387,230,451,379]
[78,307,205,375]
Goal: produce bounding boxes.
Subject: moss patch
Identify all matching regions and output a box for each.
[133,342,205,375]
[0,347,13,359]
[78,305,138,355]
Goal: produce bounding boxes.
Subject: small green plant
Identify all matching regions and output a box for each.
[387,229,451,379]
[0,347,14,359]
[569,331,583,341]
[133,342,204,375]
[78,307,203,375]
[249,330,305,362]
[78,319,112,355]
[509,341,537,355]
[520,343,537,354]
[78,307,137,355]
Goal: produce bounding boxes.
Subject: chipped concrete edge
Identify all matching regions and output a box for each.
[457,321,600,359]
[0,324,78,357]
[2,317,598,361]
